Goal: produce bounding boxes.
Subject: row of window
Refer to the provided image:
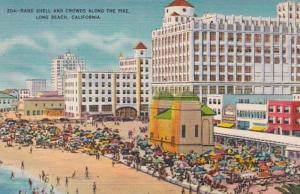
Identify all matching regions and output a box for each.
[268,117,300,125]
[269,106,300,113]
[82,82,150,88]
[82,97,149,103]
[208,98,221,105]
[82,89,149,95]
[237,111,266,119]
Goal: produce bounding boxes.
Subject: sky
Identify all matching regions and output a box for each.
[0,0,294,89]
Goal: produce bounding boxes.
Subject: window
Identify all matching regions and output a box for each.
[277,106,282,113]
[181,125,186,138]
[284,118,289,124]
[195,125,199,137]
[284,106,290,113]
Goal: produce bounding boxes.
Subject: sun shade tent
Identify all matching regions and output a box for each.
[217,122,234,128]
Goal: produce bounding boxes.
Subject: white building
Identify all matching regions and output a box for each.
[51,52,86,95]
[236,103,267,131]
[152,0,300,102]
[25,79,47,97]
[64,42,152,119]
[277,1,300,23]
[19,89,30,100]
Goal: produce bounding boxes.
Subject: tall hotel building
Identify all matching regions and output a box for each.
[51,52,86,95]
[152,0,300,102]
[64,42,152,119]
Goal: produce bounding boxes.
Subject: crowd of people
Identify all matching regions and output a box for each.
[0,118,299,194]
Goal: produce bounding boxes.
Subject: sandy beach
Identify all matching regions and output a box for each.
[0,143,183,194]
[0,119,185,194]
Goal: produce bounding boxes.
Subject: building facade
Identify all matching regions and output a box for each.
[51,52,86,95]
[0,91,18,112]
[277,1,300,23]
[25,79,47,97]
[152,0,300,102]
[267,100,300,135]
[207,94,291,125]
[18,96,64,118]
[64,42,152,119]
[149,92,215,154]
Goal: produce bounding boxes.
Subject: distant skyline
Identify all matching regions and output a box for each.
[0,0,295,89]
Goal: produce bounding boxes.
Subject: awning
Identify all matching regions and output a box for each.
[217,122,234,128]
[250,125,266,132]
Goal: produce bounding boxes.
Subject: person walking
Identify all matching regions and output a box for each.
[21,161,25,170]
[28,178,32,189]
[181,187,185,194]
[11,171,15,179]
[93,182,97,193]
[56,176,60,185]
[65,177,69,187]
[85,166,89,178]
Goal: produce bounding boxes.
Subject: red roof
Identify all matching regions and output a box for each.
[166,0,194,8]
[171,12,180,16]
[134,42,147,49]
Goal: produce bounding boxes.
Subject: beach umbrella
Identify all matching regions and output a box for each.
[213,174,225,180]
[179,161,190,169]
[271,166,283,171]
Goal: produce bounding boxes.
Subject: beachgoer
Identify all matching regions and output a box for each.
[76,188,79,194]
[181,187,185,194]
[65,177,69,187]
[30,147,32,154]
[11,171,15,179]
[56,176,60,185]
[28,178,32,189]
[72,170,76,178]
[85,166,89,178]
[21,161,25,170]
[93,182,97,193]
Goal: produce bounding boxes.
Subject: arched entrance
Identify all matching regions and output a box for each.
[116,107,137,118]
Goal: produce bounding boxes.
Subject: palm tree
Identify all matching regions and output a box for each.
[275,184,300,194]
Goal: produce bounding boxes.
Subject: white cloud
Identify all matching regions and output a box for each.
[0,31,144,56]
[0,35,42,55]
[40,31,140,54]
[0,72,34,89]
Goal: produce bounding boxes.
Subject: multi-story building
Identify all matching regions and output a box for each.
[64,42,152,119]
[51,52,86,95]
[267,100,300,136]
[277,1,300,23]
[19,89,30,100]
[0,91,18,112]
[152,0,300,102]
[25,79,47,97]
[236,103,267,131]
